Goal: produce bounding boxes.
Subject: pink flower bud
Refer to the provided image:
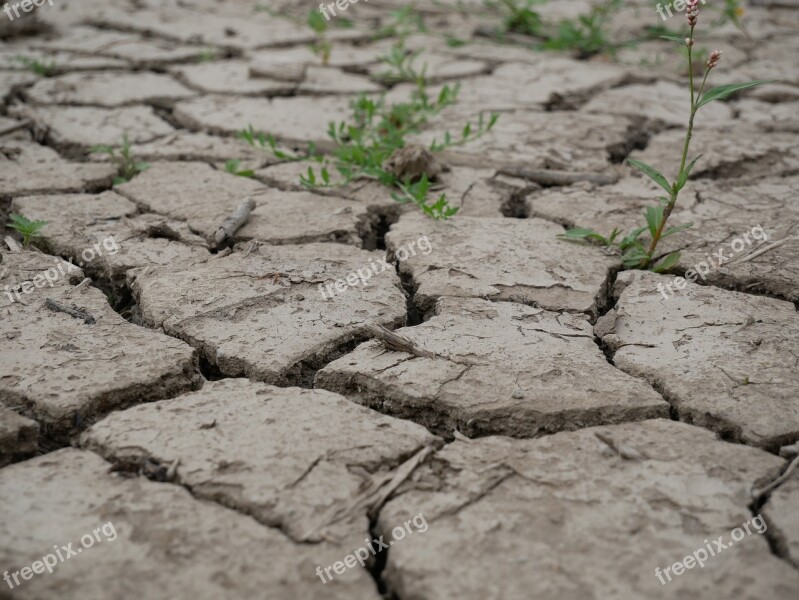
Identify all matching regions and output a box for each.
[685,38,694,47]
[706,49,722,69]
[686,0,700,26]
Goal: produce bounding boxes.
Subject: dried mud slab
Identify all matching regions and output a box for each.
[0,250,199,442]
[379,420,799,599]
[129,243,406,385]
[0,140,115,197]
[297,66,384,95]
[317,297,667,438]
[247,42,393,71]
[172,60,297,96]
[31,26,209,66]
[581,81,734,128]
[0,48,129,73]
[111,131,281,165]
[88,8,365,51]
[735,98,799,133]
[9,104,174,151]
[0,449,379,599]
[763,475,799,568]
[385,214,620,317]
[12,192,211,285]
[82,378,439,543]
[394,58,626,112]
[630,124,799,180]
[0,407,37,467]
[23,71,195,107]
[116,162,368,246]
[172,95,351,148]
[669,177,799,302]
[411,109,638,172]
[596,270,799,451]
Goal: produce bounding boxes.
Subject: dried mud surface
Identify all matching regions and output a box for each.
[1,0,797,598]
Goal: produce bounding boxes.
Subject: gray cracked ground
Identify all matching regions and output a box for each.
[317,297,667,438]
[378,420,799,599]
[129,243,407,385]
[2,0,798,597]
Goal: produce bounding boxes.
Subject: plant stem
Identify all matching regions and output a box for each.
[645,25,698,265]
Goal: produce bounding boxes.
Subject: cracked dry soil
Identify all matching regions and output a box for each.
[1,1,798,599]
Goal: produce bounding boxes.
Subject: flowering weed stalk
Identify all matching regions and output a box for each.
[561,0,771,271]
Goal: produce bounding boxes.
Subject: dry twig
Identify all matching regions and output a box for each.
[45,298,96,324]
[365,323,437,359]
[212,197,256,249]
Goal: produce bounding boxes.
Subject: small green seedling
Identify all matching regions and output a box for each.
[224,159,255,178]
[13,55,57,77]
[308,8,332,65]
[7,213,47,247]
[90,134,150,185]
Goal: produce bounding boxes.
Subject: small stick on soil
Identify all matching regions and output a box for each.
[66,278,92,296]
[365,323,437,359]
[45,298,96,324]
[728,239,787,264]
[498,167,619,187]
[212,197,256,249]
[752,453,799,500]
[4,237,22,253]
[299,445,435,541]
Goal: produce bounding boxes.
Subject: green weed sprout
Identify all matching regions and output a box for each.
[7,213,47,247]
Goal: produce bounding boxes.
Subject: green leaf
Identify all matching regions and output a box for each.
[659,35,687,46]
[626,158,672,194]
[321,167,330,185]
[644,205,665,239]
[652,251,681,273]
[619,226,648,251]
[557,227,610,245]
[675,155,703,191]
[621,245,650,268]
[696,80,774,110]
[661,222,694,239]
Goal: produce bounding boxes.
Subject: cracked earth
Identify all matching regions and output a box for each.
[1,1,798,599]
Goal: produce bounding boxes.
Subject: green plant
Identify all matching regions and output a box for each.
[7,213,47,247]
[240,81,498,219]
[224,159,255,178]
[197,48,218,62]
[13,55,57,77]
[373,6,427,40]
[483,0,544,36]
[90,134,150,185]
[559,2,771,271]
[308,8,332,65]
[376,44,427,85]
[542,0,622,57]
